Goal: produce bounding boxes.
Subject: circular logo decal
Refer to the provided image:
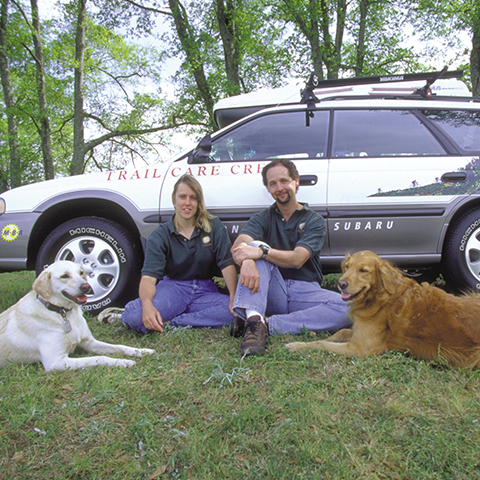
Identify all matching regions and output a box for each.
[2,224,20,242]
[298,222,306,230]
[202,236,211,244]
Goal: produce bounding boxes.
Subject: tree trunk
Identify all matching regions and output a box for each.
[0,0,21,189]
[334,0,347,65]
[70,0,87,176]
[355,0,369,76]
[30,0,54,180]
[319,0,342,79]
[471,18,480,97]
[216,0,241,96]
[168,0,215,126]
[307,0,324,78]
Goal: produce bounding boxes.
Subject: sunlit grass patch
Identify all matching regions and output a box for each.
[1,272,480,478]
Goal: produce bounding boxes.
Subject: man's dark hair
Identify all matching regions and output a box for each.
[261,159,299,187]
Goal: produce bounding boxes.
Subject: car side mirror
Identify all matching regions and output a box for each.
[188,135,212,164]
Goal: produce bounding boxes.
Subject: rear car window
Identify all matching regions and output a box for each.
[209,110,329,162]
[422,110,480,154]
[332,109,447,158]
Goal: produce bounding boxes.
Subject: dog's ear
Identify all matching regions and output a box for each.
[341,254,352,272]
[376,259,403,295]
[33,270,51,299]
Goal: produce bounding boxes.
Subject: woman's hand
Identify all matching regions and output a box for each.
[139,275,164,332]
[228,297,236,316]
[142,301,164,332]
[220,264,239,317]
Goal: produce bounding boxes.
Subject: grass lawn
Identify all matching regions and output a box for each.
[1,271,480,479]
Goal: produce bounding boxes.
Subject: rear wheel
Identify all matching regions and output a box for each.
[442,209,480,293]
[36,217,142,314]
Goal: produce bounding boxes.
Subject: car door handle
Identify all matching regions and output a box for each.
[299,175,318,186]
[441,172,467,183]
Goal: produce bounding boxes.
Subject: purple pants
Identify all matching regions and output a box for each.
[233,259,351,335]
[122,277,233,334]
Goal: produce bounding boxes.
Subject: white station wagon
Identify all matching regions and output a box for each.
[1,69,480,313]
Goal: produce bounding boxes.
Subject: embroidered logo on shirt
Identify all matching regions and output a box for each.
[202,236,212,246]
[298,222,306,232]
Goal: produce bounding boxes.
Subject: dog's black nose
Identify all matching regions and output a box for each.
[81,283,93,295]
[338,279,348,291]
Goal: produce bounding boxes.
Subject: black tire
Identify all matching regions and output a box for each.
[403,267,440,285]
[442,209,480,293]
[35,217,142,314]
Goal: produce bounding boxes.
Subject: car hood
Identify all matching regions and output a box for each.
[1,162,173,214]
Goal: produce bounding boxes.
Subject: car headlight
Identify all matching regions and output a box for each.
[0,198,5,215]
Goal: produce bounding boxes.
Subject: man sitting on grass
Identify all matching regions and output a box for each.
[230,159,351,356]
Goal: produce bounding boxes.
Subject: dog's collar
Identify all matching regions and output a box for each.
[36,295,72,333]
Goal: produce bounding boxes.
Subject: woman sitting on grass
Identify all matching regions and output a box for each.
[98,174,237,333]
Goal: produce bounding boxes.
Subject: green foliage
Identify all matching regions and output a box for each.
[0,0,179,183]
[0,0,475,186]
[161,0,293,133]
[408,1,478,70]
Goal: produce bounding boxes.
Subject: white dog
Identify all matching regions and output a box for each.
[0,261,155,371]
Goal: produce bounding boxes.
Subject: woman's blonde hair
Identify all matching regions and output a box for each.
[172,174,214,233]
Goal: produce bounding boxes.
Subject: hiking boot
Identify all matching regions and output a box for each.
[239,315,269,357]
[229,316,245,338]
[97,307,125,324]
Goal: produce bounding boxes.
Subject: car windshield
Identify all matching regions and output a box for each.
[209,110,330,162]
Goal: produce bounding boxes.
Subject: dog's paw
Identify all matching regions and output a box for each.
[135,348,156,357]
[119,359,137,368]
[284,342,307,352]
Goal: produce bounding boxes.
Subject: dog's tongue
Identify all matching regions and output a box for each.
[341,292,351,301]
[74,295,88,304]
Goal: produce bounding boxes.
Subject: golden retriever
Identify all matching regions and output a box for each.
[285,250,480,368]
[0,261,155,371]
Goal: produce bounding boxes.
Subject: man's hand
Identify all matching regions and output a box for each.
[233,244,262,265]
[239,259,261,294]
[142,301,164,332]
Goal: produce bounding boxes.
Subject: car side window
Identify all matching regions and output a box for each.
[208,110,329,162]
[422,110,480,154]
[332,109,447,157]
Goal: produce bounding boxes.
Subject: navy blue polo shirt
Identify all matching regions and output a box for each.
[142,216,234,280]
[240,203,325,284]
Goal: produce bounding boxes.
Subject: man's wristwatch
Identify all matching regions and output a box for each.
[260,244,270,260]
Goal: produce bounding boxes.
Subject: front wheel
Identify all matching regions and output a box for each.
[442,209,480,293]
[35,217,142,314]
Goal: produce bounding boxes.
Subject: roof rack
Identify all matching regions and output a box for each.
[213,68,469,129]
[301,67,464,106]
[307,94,480,104]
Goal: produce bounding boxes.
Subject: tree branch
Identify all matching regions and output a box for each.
[81,120,194,155]
[123,0,172,16]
